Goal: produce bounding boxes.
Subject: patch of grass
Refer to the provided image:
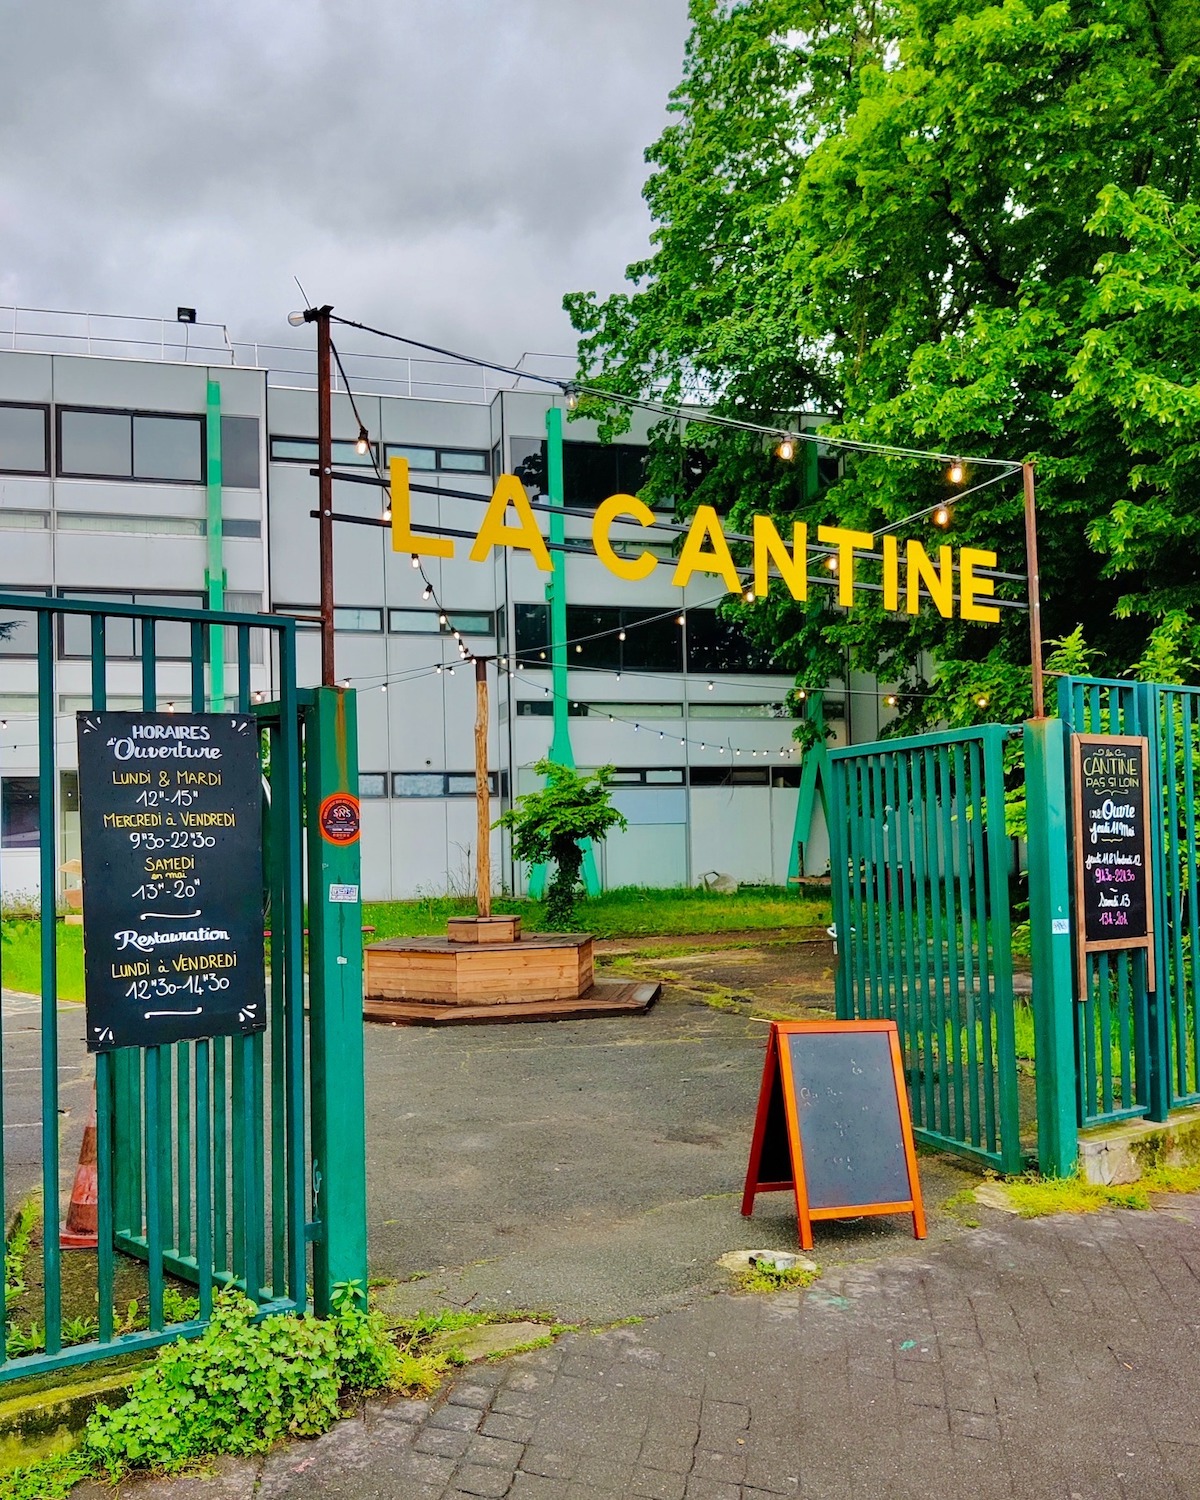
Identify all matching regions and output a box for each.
[363,885,829,942]
[0,920,84,1001]
[990,1162,1200,1218]
[736,1260,820,1295]
[4,1192,41,1305]
[999,1172,1150,1216]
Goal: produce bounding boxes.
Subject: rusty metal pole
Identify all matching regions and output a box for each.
[1023,461,1045,719]
[474,656,492,918]
[314,305,336,687]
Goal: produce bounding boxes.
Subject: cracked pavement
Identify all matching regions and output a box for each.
[87,1194,1200,1499]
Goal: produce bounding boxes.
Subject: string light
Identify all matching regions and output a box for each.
[976,694,989,709]
[776,438,796,461]
[933,505,952,528]
[883,694,898,708]
[949,460,965,484]
[565,386,579,411]
[355,425,370,456]
[410,554,420,568]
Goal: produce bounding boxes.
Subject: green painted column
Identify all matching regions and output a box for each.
[304,687,368,1311]
[787,694,830,882]
[1024,716,1079,1176]
[205,379,225,710]
[528,406,599,898]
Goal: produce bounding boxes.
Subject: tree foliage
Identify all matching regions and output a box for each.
[566,0,1200,724]
[495,760,628,928]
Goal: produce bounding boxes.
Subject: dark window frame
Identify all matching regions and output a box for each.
[1,775,41,850]
[56,405,205,484]
[0,401,51,477]
[55,587,207,661]
[269,435,379,468]
[0,585,52,659]
[384,443,490,475]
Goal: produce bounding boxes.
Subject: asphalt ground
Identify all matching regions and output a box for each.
[365,986,979,1325]
[0,991,91,1217]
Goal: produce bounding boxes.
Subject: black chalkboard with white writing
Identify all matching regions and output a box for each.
[1073,734,1151,947]
[742,1020,925,1250]
[784,1028,911,1210]
[77,712,265,1051]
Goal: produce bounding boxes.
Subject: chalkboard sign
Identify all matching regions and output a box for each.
[741,1020,925,1250]
[76,711,266,1051]
[1071,733,1156,993]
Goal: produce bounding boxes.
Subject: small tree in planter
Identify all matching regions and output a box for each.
[496,759,627,929]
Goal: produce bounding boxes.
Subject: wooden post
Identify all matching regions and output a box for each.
[475,656,491,918]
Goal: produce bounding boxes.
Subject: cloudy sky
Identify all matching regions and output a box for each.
[0,1,689,362]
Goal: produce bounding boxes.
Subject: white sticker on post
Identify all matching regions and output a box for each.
[1052,918,1070,935]
[329,884,359,904]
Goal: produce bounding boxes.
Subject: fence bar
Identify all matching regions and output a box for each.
[37,610,62,1354]
[1024,717,1077,1175]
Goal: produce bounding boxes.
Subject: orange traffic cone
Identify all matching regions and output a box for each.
[60,1101,98,1250]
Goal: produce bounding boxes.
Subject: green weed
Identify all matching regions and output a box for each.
[736,1260,820,1295]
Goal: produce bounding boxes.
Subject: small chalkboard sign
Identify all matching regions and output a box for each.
[1071,733,1156,994]
[741,1020,926,1250]
[76,711,266,1051]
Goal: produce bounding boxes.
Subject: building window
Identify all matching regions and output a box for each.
[388,608,495,637]
[334,607,383,633]
[57,590,204,660]
[515,603,683,673]
[1,777,40,850]
[686,610,787,675]
[689,767,772,787]
[509,436,653,511]
[384,444,489,475]
[688,701,792,719]
[359,773,388,798]
[269,436,377,468]
[0,587,50,658]
[221,416,260,488]
[58,408,204,482]
[0,403,50,475]
[0,510,50,530]
[392,771,503,798]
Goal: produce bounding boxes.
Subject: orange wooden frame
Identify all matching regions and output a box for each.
[740,1019,927,1251]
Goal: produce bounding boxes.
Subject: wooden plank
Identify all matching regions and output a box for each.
[364,981,661,1027]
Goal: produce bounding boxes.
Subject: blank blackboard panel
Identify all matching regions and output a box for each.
[785,1029,910,1209]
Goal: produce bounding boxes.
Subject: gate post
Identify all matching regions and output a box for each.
[304,686,369,1312]
[1024,717,1078,1176]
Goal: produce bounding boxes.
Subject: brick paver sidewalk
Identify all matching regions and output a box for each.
[92,1197,1200,1500]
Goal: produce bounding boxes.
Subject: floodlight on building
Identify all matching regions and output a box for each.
[176,308,196,324]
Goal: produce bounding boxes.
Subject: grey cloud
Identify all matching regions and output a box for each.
[1,0,688,356]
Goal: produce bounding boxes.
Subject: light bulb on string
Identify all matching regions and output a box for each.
[948,460,965,485]
[355,425,369,456]
[825,555,838,572]
[933,505,952,528]
[564,385,579,412]
[776,437,796,461]
[618,630,626,641]
[382,507,391,522]
[422,585,432,600]
[410,554,420,568]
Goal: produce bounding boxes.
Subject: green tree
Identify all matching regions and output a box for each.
[566,0,1200,723]
[495,760,628,929]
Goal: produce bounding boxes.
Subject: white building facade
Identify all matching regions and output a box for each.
[0,308,899,904]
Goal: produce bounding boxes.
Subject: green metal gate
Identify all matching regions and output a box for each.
[828,725,1024,1172]
[1059,675,1200,1128]
[0,591,366,1382]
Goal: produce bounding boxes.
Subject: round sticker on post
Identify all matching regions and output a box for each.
[318,792,361,845]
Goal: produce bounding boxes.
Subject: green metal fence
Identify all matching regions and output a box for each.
[0,591,365,1383]
[828,725,1023,1172]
